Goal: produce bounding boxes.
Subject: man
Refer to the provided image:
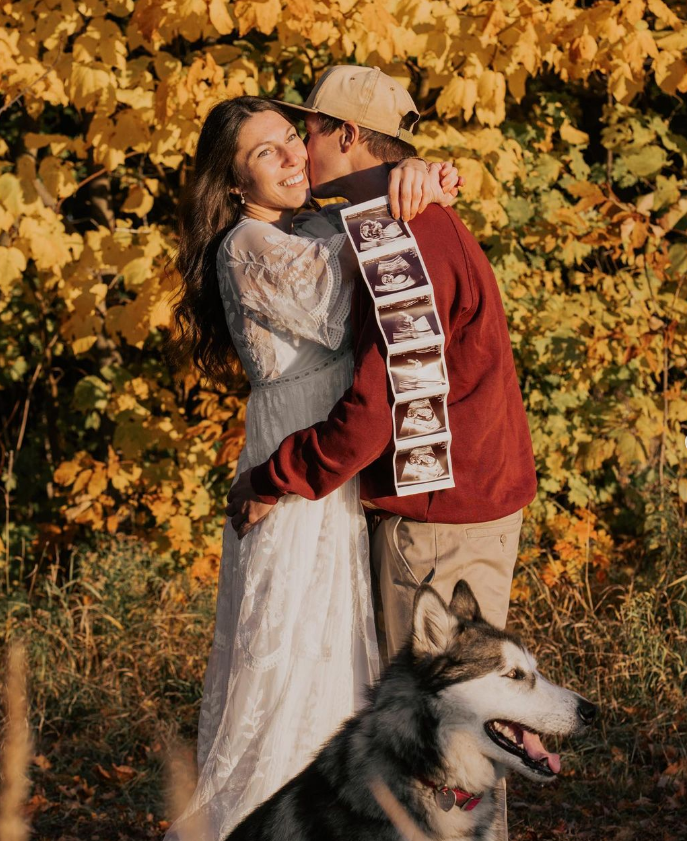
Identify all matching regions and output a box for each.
[226,65,537,834]
[228,60,536,631]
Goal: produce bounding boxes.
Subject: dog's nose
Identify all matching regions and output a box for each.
[577,699,597,726]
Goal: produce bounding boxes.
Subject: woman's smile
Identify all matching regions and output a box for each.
[278,169,307,188]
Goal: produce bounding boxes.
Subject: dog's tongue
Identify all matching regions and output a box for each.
[522,730,561,774]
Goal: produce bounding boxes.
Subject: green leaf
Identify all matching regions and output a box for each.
[623,145,669,179]
[73,376,110,413]
[504,196,533,227]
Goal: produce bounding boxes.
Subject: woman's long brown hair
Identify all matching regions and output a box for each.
[167,96,293,387]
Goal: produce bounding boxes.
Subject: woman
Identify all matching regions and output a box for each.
[165,96,456,840]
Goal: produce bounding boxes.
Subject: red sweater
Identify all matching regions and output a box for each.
[250,204,537,524]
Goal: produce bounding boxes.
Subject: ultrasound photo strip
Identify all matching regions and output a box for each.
[340,196,455,497]
[360,247,431,304]
[394,395,449,442]
[395,440,453,493]
[387,346,448,400]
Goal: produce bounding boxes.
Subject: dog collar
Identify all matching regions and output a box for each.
[418,777,482,812]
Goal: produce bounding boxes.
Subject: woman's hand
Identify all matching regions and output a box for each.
[226,469,275,539]
[429,162,461,208]
[387,158,463,221]
[433,161,462,204]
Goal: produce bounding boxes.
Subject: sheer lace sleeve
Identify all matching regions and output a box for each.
[292,202,349,238]
[218,220,351,350]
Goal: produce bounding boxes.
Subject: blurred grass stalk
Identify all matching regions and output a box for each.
[0,642,32,841]
[164,737,213,839]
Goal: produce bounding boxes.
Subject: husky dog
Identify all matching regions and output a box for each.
[225,580,597,841]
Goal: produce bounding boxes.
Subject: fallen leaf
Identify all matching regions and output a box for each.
[111,763,137,782]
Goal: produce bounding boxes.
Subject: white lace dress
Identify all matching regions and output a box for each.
[165,216,380,841]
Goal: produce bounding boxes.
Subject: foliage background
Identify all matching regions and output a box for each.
[1,0,687,837]
[1,0,686,578]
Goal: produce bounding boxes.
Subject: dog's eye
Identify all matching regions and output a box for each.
[504,668,525,680]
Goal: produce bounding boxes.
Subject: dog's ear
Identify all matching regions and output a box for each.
[412,585,459,658]
[449,580,483,624]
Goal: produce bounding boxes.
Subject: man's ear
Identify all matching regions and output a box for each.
[412,585,459,658]
[448,580,484,624]
[340,121,360,153]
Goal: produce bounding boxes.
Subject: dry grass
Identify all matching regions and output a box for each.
[370,777,433,841]
[503,508,687,840]
[0,521,685,840]
[1,537,215,839]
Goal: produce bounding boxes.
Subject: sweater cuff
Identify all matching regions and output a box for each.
[250,462,285,505]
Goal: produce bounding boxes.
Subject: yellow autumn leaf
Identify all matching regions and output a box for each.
[120,256,152,288]
[167,513,194,549]
[570,32,598,64]
[436,76,475,121]
[0,246,27,295]
[110,110,153,150]
[647,0,682,30]
[38,156,78,201]
[506,66,528,103]
[189,485,211,518]
[121,185,155,217]
[153,51,183,81]
[87,464,109,498]
[653,51,687,95]
[149,125,184,168]
[0,173,25,223]
[18,216,76,271]
[612,430,648,469]
[609,63,645,103]
[479,0,507,46]
[23,133,73,154]
[62,315,101,354]
[73,467,94,496]
[70,63,117,113]
[560,120,590,145]
[190,553,220,582]
[176,0,211,42]
[54,459,83,486]
[208,0,234,34]
[475,70,506,126]
[107,292,156,348]
[234,0,281,35]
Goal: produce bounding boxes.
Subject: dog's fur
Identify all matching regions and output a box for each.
[225,580,596,841]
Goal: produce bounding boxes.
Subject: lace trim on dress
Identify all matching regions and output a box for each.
[309,235,348,350]
[250,346,351,390]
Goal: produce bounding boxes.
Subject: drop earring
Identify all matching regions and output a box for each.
[240,192,245,204]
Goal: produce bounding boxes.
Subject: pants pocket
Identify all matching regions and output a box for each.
[391,518,437,587]
[465,510,523,547]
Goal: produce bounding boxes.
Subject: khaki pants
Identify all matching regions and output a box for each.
[371,508,523,841]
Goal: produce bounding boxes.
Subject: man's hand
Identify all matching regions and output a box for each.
[388,158,463,221]
[225,469,276,539]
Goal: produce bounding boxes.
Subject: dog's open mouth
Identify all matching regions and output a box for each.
[485,720,561,777]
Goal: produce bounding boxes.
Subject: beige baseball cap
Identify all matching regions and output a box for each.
[278,65,420,143]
